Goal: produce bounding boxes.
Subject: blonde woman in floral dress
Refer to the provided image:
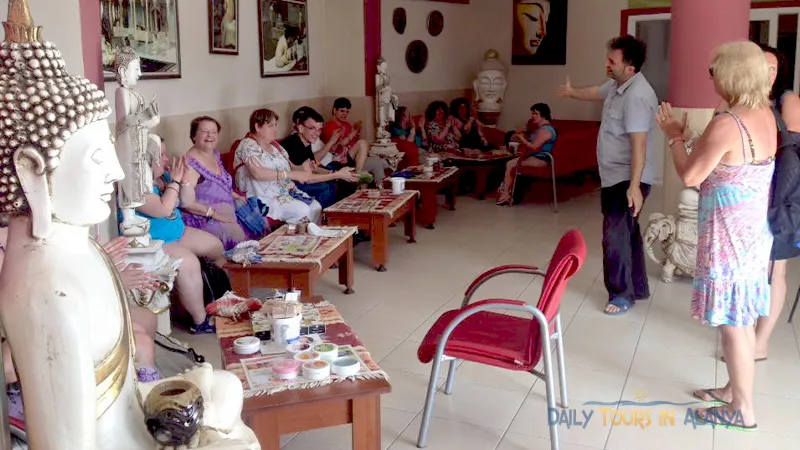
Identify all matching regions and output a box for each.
[657,41,776,431]
[234,109,357,224]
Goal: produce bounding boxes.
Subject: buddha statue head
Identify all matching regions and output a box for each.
[473,49,508,125]
[0,0,121,239]
[114,46,141,88]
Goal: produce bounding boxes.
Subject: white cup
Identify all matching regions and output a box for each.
[390,177,406,195]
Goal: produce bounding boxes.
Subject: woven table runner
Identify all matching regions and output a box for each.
[256,226,357,271]
[406,166,458,183]
[324,189,418,216]
[444,148,514,162]
[216,301,387,398]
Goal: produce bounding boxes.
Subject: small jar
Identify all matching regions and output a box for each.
[286,224,298,235]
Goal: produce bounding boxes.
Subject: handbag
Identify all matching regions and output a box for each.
[235,197,267,237]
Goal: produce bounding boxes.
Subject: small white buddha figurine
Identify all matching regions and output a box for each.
[375,58,399,144]
[473,49,508,126]
[0,1,259,449]
[115,45,160,244]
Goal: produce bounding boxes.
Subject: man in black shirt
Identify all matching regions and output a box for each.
[280,107,353,207]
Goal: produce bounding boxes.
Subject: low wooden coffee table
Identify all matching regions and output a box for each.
[444,149,515,199]
[388,166,459,229]
[224,225,358,300]
[324,190,418,272]
[217,301,392,450]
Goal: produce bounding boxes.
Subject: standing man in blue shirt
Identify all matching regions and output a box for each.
[557,34,658,315]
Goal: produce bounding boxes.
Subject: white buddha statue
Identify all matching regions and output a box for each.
[375,58,398,144]
[473,49,508,126]
[115,45,160,247]
[0,2,259,449]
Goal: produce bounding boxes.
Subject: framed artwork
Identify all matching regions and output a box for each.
[512,0,568,66]
[208,0,239,55]
[100,0,182,81]
[258,0,309,78]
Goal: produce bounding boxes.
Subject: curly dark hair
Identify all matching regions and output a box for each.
[425,101,449,123]
[608,34,647,73]
[449,98,470,121]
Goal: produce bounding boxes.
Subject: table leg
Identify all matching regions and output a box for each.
[405,204,417,244]
[288,272,312,300]
[246,411,281,450]
[371,217,389,272]
[339,237,355,294]
[228,270,251,297]
[418,188,438,230]
[475,168,489,200]
[445,181,457,211]
[352,395,382,450]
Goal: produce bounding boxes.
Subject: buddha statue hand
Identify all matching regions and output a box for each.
[139,363,260,449]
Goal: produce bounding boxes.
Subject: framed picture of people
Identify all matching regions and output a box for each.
[512,0,568,66]
[258,0,309,78]
[208,0,239,55]
[100,0,182,80]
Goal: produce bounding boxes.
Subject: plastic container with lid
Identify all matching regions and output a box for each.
[272,359,302,380]
[313,343,338,362]
[302,360,331,381]
[331,357,361,377]
[293,351,321,363]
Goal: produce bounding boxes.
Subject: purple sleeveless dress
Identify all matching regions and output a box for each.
[183,151,257,250]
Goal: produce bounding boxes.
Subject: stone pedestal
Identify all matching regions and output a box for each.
[478,111,501,127]
[370,141,405,171]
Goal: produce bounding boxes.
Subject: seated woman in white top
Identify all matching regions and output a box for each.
[234,109,356,224]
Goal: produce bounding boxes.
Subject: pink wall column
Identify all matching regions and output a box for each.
[78,0,103,89]
[668,0,750,108]
[364,0,381,97]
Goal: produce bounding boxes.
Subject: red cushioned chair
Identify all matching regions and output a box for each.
[416,229,586,450]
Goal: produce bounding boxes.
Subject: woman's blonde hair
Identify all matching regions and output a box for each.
[710,41,771,109]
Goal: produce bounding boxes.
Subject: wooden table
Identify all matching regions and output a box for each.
[387,167,459,229]
[244,378,391,450]
[324,190,418,272]
[216,301,391,450]
[224,225,358,300]
[444,149,515,200]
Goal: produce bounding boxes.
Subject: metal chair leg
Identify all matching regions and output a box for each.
[444,359,458,395]
[550,161,558,213]
[788,285,800,323]
[554,313,568,408]
[417,351,445,448]
[541,327,560,450]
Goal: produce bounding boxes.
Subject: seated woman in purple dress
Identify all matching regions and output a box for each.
[180,116,267,250]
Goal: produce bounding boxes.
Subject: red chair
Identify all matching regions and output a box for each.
[416,229,586,450]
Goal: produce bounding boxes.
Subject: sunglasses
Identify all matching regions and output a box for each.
[708,67,715,78]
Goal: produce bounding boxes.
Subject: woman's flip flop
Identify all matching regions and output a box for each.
[692,388,729,406]
[695,406,758,432]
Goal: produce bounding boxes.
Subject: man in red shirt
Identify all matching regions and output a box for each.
[322,97,388,184]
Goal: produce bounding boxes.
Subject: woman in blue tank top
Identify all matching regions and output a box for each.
[497,103,557,205]
[133,137,227,334]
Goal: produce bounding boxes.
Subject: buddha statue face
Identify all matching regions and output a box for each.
[474,69,507,106]
[114,47,141,87]
[38,120,124,226]
[514,0,551,56]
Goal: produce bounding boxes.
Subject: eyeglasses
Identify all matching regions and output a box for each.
[301,122,322,134]
[708,67,715,78]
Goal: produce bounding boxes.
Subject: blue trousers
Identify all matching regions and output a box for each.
[296,181,337,209]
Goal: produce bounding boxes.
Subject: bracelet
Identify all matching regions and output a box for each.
[668,138,685,147]
[166,185,180,194]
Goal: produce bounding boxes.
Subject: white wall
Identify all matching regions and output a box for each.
[381,0,629,129]
[0,0,84,75]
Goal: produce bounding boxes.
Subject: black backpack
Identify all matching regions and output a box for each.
[200,259,232,304]
[768,93,800,255]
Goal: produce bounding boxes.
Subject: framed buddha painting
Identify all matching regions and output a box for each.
[258,0,310,78]
[100,0,182,80]
[512,0,568,66]
[209,0,239,55]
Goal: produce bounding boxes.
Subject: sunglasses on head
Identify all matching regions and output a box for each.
[708,67,715,78]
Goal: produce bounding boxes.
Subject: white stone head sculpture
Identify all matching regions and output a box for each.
[0,0,121,239]
[473,49,508,113]
[114,45,141,87]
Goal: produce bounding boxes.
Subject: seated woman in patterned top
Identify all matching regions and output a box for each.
[496,103,557,206]
[424,101,461,154]
[235,109,357,224]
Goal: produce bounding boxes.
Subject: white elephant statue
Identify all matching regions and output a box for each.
[644,188,699,283]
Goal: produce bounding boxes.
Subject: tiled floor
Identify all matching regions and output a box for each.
[160,190,800,450]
